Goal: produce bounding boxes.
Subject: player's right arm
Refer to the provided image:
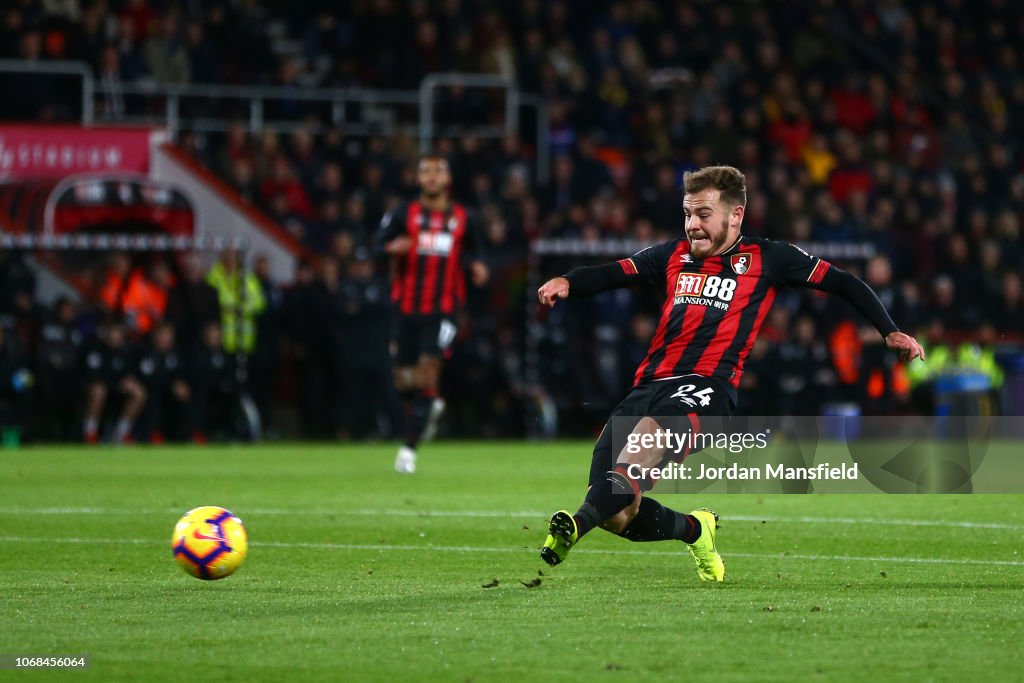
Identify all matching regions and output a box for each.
[538,241,676,307]
[375,204,411,256]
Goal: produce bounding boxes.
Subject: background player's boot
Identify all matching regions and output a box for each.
[686,508,725,582]
[421,398,446,442]
[540,510,578,566]
[394,445,417,474]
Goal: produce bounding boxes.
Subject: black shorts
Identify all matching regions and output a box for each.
[84,371,133,393]
[588,375,734,489]
[394,314,456,366]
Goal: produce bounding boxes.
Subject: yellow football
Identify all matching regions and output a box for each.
[171,506,248,580]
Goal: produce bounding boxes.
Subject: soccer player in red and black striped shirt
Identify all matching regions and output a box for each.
[536,166,924,580]
[378,156,488,474]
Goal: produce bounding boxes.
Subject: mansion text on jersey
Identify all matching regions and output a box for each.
[674,294,730,311]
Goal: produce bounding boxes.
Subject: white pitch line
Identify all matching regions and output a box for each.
[0,507,112,514]
[346,510,1024,531]
[0,507,1022,531]
[0,535,1022,567]
[726,514,1023,530]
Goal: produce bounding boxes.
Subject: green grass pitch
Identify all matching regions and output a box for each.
[1,443,1021,682]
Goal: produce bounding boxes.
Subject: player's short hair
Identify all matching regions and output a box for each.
[683,165,747,208]
[418,155,450,170]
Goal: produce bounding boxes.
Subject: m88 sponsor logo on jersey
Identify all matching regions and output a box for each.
[673,272,737,309]
[417,231,454,255]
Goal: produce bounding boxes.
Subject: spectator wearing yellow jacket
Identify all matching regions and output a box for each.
[907,325,1005,415]
[206,250,266,355]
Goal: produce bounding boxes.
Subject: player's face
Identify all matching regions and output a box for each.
[683,189,743,258]
[417,160,451,198]
[155,326,174,351]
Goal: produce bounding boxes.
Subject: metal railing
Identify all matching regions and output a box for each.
[107,80,421,137]
[0,231,247,251]
[418,73,548,183]
[0,59,94,125]
[418,73,518,152]
[0,61,550,183]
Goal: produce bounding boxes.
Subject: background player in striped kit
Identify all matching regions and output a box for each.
[378,157,488,473]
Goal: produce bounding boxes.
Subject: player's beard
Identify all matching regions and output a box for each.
[421,184,449,202]
[689,217,730,259]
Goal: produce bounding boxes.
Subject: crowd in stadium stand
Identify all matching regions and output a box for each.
[1,1,1023,440]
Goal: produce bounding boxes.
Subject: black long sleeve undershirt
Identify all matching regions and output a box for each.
[563,262,630,297]
[564,261,899,338]
[816,266,899,338]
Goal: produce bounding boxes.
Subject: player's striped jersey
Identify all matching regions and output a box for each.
[377,201,484,316]
[622,235,832,393]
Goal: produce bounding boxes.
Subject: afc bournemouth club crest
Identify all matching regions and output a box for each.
[730,253,752,275]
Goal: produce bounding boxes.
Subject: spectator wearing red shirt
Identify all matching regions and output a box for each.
[119,0,155,41]
[259,155,314,219]
[770,102,812,165]
[830,77,876,134]
[828,135,873,203]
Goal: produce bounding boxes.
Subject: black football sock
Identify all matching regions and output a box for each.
[399,390,416,449]
[618,497,702,543]
[403,391,432,450]
[573,468,639,539]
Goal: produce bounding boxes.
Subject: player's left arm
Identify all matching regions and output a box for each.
[464,210,489,286]
[769,242,925,362]
[816,268,925,361]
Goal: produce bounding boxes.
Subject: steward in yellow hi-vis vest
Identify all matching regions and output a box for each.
[206,251,266,354]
